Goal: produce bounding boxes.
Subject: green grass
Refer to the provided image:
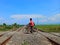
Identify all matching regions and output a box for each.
[0,24,60,32]
[35,24,60,32]
[0,26,12,31]
[0,25,23,31]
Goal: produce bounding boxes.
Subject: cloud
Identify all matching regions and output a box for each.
[40,19,48,22]
[11,14,60,23]
[48,14,60,22]
[10,14,47,24]
[0,16,16,24]
[0,14,60,24]
[37,14,60,23]
[11,14,46,20]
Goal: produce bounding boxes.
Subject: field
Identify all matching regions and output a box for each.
[35,24,60,32]
[0,23,23,31]
[0,23,60,32]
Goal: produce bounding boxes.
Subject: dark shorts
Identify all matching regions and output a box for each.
[30,26,33,33]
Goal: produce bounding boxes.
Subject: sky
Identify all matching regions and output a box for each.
[0,0,60,25]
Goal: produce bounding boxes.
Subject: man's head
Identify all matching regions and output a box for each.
[30,18,32,21]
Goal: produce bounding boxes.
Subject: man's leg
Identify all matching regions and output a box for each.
[30,26,33,33]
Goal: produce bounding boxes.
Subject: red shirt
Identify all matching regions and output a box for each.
[29,20,34,26]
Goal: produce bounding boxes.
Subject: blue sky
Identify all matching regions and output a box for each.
[0,0,60,25]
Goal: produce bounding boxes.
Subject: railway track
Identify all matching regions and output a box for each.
[34,28,60,45]
[0,26,60,45]
[0,26,24,37]
[38,31,60,45]
[0,33,4,37]
[0,26,25,45]
[36,28,60,37]
[0,31,13,37]
[50,33,60,37]
[0,32,14,45]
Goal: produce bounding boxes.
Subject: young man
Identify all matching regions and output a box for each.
[29,18,35,33]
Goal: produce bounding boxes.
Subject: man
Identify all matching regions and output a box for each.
[29,18,35,33]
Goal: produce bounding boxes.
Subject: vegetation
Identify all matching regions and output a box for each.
[0,23,60,32]
[0,23,23,31]
[35,24,60,32]
[22,41,29,45]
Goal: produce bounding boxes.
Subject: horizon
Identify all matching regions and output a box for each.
[0,0,60,25]
[0,22,60,25]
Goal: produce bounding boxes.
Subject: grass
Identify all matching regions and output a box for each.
[0,23,60,32]
[0,25,24,31]
[22,41,29,45]
[0,25,12,31]
[35,24,60,32]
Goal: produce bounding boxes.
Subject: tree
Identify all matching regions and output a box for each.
[13,23,17,27]
[12,23,18,31]
[3,23,6,26]
[3,23,6,28]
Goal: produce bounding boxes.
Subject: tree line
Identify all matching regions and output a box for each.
[0,23,23,31]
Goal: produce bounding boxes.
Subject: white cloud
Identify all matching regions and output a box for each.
[38,14,60,23]
[11,14,46,20]
[48,14,60,22]
[11,14,60,23]
[0,14,58,24]
[40,19,48,22]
